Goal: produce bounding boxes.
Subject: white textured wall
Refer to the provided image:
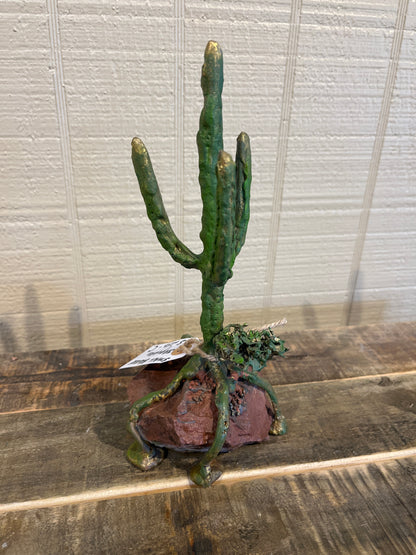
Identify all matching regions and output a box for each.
[1,0,415,353]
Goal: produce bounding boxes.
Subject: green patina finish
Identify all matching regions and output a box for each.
[128,41,286,487]
[132,41,250,348]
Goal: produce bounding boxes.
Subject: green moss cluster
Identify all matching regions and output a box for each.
[213,324,288,376]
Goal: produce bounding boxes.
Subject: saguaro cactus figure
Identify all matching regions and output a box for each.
[128,41,286,487]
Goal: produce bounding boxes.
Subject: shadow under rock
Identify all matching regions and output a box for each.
[93,401,133,452]
[92,400,208,473]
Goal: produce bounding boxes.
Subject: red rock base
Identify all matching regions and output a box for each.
[127,358,274,452]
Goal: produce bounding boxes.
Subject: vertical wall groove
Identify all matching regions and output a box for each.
[343,0,409,326]
[262,0,303,322]
[174,0,185,337]
[46,0,89,345]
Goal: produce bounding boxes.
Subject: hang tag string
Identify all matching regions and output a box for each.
[256,318,287,331]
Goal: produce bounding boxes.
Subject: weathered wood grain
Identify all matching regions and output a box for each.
[1,457,415,555]
[0,342,150,379]
[0,343,143,414]
[1,323,415,414]
[262,321,416,385]
[1,324,415,554]
[1,372,414,507]
[0,377,133,414]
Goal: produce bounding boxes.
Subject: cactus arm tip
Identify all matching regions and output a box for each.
[205,40,222,60]
[132,136,144,150]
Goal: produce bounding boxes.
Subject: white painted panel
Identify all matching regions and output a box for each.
[269,0,398,321]
[56,2,177,339]
[0,310,82,353]
[78,216,176,312]
[283,137,376,211]
[0,281,77,316]
[352,4,416,323]
[357,232,416,289]
[0,2,79,353]
[87,304,177,346]
[0,139,67,215]
[351,286,416,324]
[1,1,415,352]
[0,11,50,52]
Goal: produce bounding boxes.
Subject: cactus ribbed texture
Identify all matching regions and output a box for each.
[131,40,251,349]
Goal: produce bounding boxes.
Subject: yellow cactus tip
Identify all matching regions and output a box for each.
[205,40,222,59]
[131,137,144,151]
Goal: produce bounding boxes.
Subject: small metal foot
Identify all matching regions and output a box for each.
[189,462,222,488]
[269,415,287,436]
[127,440,165,471]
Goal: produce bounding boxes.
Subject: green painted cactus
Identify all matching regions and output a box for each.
[128,41,285,487]
[132,41,251,349]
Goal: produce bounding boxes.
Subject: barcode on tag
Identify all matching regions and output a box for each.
[119,338,198,369]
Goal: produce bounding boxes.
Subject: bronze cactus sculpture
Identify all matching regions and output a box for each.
[128,41,286,487]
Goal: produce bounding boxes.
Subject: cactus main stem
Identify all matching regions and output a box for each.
[198,41,223,269]
[200,276,225,349]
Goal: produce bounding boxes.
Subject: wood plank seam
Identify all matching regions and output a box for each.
[1,369,415,415]
[1,447,415,515]
[2,368,415,416]
[274,368,416,388]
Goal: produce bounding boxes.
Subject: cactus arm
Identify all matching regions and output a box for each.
[129,354,201,423]
[197,41,224,268]
[241,371,286,436]
[127,354,202,471]
[234,132,251,259]
[132,138,200,269]
[212,150,236,285]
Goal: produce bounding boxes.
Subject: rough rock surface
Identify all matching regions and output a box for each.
[128,359,274,451]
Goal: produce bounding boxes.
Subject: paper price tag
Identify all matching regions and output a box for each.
[119,338,199,369]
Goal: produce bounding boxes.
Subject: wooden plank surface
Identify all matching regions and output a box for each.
[1,322,415,414]
[1,456,415,555]
[1,372,415,507]
[1,323,415,555]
